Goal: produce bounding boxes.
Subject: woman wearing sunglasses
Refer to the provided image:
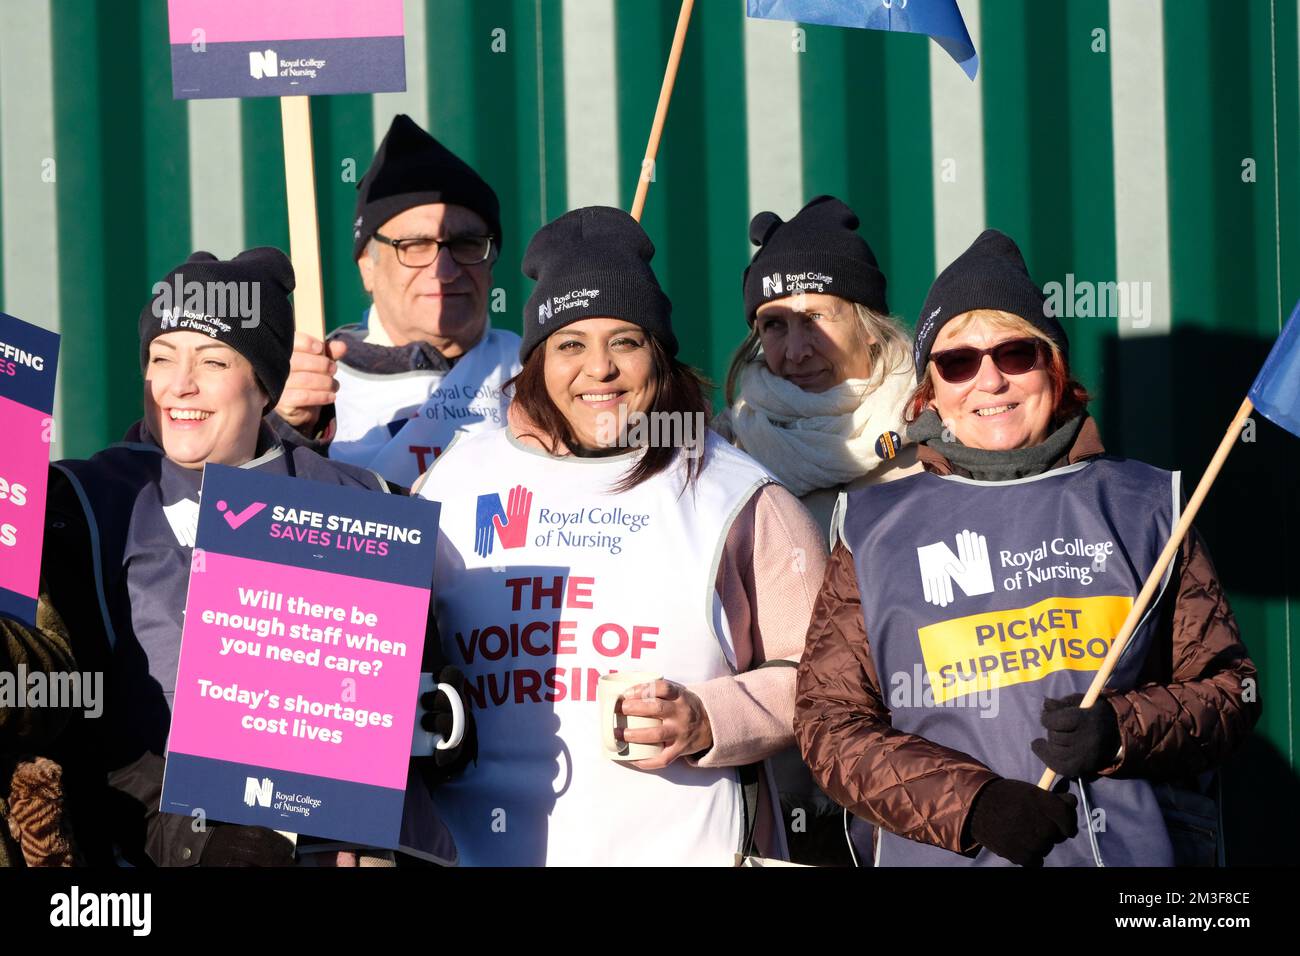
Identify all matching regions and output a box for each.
[795,229,1260,866]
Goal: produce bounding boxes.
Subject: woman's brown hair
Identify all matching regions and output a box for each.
[508,333,712,493]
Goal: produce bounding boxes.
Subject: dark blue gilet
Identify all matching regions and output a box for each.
[842,457,1181,867]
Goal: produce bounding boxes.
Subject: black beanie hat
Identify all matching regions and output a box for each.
[913,228,1069,377]
[742,195,889,323]
[353,115,502,259]
[139,247,296,407]
[520,206,676,362]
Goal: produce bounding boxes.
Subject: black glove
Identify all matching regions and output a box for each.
[200,824,295,867]
[1030,693,1120,779]
[966,778,1079,867]
[414,665,477,785]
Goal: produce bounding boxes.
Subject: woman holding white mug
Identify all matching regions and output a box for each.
[415,207,826,865]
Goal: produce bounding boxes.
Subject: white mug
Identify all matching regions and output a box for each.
[411,672,467,757]
[597,671,664,762]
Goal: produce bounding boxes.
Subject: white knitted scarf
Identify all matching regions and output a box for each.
[728,359,916,496]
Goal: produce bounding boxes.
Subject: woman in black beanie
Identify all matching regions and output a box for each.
[40,248,469,867]
[721,196,919,537]
[414,206,828,866]
[795,229,1259,867]
[718,195,919,865]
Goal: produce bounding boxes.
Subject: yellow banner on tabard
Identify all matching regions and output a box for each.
[918,595,1133,703]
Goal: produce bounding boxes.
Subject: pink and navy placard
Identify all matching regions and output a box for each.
[168,0,406,100]
[161,464,440,848]
[0,313,59,627]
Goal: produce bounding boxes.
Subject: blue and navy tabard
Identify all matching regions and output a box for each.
[841,457,1181,866]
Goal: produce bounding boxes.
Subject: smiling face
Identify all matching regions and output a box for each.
[357,202,496,356]
[542,318,657,451]
[928,311,1056,451]
[144,331,268,469]
[755,293,873,392]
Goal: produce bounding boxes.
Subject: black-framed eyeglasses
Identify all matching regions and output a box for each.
[372,232,494,268]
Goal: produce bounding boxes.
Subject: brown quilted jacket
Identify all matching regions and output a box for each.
[793,418,1261,855]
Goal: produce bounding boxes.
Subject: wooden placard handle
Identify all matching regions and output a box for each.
[281,96,326,341]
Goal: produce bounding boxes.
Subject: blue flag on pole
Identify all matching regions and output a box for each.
[1248,300,1300,437]
[746,0,979,80]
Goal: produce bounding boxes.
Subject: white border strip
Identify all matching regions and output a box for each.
[1109,0,1172,337]
[374,0,430,144]
[562,0,621,208]
[187,98,245,256]
[744,9,803,231]
[0,0,62,456]
[930,0,986,269]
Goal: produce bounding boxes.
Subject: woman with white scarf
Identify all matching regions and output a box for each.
[719,195,919,542]
[717,196,917,864]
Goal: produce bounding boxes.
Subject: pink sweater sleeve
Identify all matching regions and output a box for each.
[686,482,829,768]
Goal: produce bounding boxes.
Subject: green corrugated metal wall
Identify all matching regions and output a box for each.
[0,0,1296,861]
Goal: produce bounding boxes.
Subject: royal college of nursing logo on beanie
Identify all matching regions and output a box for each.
[915,307,943,365]
[539,287,601,326]
[762,271,833,298]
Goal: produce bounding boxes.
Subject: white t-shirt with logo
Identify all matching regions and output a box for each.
[417,427,773,866]
[330,313,521,486]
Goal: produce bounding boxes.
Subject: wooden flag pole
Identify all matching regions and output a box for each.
[629,0,696,223]
[267,95,321,828]
[280,95,326,341]
[1036,395,1256,790]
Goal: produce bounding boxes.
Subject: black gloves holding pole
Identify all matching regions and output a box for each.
[1031,693,1121,779]
[965,694,1120,866]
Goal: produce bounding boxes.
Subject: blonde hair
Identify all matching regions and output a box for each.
[724,300,912,404]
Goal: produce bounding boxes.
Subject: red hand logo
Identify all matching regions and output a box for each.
[492,484,533,550]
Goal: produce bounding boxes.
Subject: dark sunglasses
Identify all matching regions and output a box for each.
[930,338,1042,384]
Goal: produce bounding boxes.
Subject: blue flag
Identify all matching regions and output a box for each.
[746,0,978,80]
[1249,300,1300,437]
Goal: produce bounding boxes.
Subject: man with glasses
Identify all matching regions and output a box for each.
[272,114,521,486]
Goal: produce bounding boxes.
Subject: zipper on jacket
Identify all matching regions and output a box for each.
[1078,779,1106,867]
